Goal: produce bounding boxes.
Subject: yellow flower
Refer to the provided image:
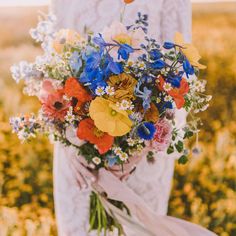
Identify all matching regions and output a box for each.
[108,73,137,102]
[174,32,206,69]
[53,29,84,53]
[89,97,132,136]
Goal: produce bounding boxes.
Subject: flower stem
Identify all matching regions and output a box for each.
[120,4,127,23]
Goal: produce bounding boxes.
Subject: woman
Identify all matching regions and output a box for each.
[51,0,191,235]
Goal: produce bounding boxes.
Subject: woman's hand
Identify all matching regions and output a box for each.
[108,156,142,181]
[69,148,97,190]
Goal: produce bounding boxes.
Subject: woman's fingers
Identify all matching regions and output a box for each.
[71,154,96,185]
[79,162,96,183]
[76,172,88,189]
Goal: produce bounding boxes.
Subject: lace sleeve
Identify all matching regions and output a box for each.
[160,0,192,42]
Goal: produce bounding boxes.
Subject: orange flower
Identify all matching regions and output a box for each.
[42,89,70,121]
[158,76,189,109]
[124,0,134,3]
[77,118,114,154]
[64,77,92,107]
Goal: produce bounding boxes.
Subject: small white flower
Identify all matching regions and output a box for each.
[164,95,172,102]
[95,86,105,96]
[65,106,76,123]
[138,62,145,69]
[113,147,123,155]
[105,86,115,96]
[117,100,133,111]
[119,152,128,161]
[92,157,101,165]
[127,138,135,147]
[163,82,172,92]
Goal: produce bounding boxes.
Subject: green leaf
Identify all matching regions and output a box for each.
[184,131,194,139]
[178,155,188,164]
[167,145,174,154]
[175,141,184,153]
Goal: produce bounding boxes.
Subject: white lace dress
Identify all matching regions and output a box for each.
[51,0,192,235]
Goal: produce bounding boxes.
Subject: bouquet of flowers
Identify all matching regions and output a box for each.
[10,1,211,234]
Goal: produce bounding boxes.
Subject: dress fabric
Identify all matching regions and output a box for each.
[51,0,192,235]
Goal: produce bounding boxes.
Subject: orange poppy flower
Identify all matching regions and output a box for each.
[158,76,189,109]
[124,0,134,4]
[77,118,114,154]
[64,77,92,107]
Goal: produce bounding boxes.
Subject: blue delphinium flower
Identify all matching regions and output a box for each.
[183,59,194,78]
[163,42,175,49]
[166,71,184,88]
[149,59,166,69]
[105,56,123,75]
[84,51,102,71]
[118,44,134,60]
[149,49,162,61]
[93,34,109,50]
[69,51,82,75]
[80,68,106,92]
[137,122,156,140]
[135,81,152,110]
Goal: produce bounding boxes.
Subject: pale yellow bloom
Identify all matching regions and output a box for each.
[53,29,84,53]
[174,32,206,69]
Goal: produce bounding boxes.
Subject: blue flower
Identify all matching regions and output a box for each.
[137,122,156,140]
[69,51,82,75]
[85,51,102,71]
[149,49,162,61]
[93,34,107,49]
[156,100,173,114]
[135,81,152,110]
[80,68,107,92]
[166,72,184,88]
[106,154,118,167]
[149,59,165,69]
[163,42,175,49]
[105,55,123,75]
[183,59,194,78]
[118,44,134,60]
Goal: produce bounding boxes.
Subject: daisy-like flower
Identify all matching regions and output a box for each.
[163,82,172,92]
[119,152,129,161]
[65,106,76,123]
[105,86,115,96]
[95,86,105,96]
[113,147,123,156]
[92,157,101,165]
[127,137,136,146]
[138,62,145,69]
[117,99,134,111]
[164,95,173,102]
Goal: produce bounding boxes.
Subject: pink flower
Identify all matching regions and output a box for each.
[145,119,172,152]
[39,79,62,102]
[41,89,70,121]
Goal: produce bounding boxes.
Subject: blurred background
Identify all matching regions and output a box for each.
[0,0,235,235]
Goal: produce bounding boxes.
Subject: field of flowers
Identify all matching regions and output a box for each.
[0,3,235,236]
